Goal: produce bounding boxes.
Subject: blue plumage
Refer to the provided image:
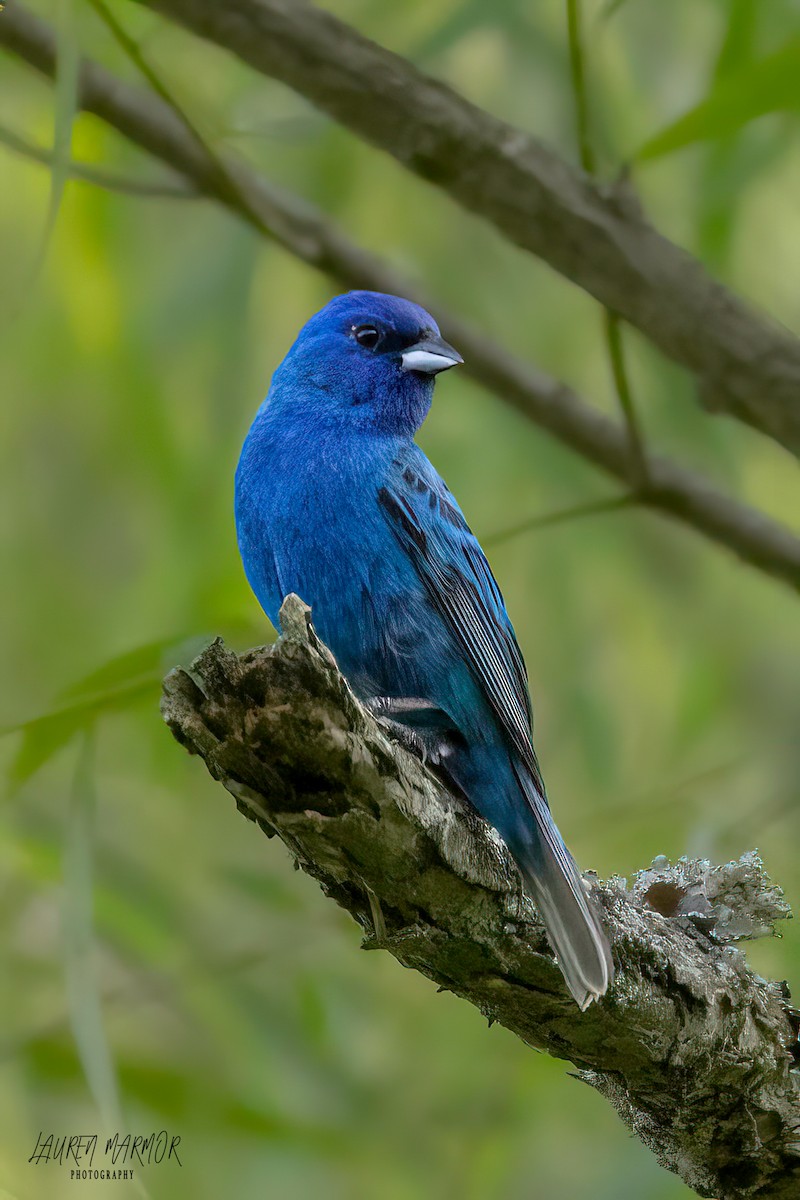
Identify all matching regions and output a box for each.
[235,291,612,1008]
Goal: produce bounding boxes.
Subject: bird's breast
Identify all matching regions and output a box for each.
[236,420,426,690]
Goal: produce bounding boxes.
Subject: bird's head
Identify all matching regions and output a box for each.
[268,291,463,436]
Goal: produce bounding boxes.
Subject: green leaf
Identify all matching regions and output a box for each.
[636,38,800,161]
[60,633,214,702]
[6,707,102,794]
[693,0,767,268]
[2,633,219,791]
[713,0,759,81]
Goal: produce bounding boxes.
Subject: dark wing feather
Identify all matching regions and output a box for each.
[379,451,545,795]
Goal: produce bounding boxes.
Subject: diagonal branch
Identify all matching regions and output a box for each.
[131,0,800,457]
[161,594,800,1200]
[2,5,799,591]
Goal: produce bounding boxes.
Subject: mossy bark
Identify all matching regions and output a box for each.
[161,595,800,1199]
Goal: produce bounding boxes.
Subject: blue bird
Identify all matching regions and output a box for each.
[235,291,613,1008]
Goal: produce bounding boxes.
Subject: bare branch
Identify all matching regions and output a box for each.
[2,6,799,592]
[131,0,800,457]
[161,595,800,1200]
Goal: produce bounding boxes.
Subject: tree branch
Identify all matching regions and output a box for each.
[133,0,800,457]
[161,594,800,1200]
[2,5,799,592]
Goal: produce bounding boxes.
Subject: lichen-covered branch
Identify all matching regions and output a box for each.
[161,595,800,1199]
[136,0,800,456]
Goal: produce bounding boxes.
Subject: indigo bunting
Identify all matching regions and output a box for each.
[235,292,612,1008]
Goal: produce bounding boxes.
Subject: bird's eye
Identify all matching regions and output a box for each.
[353,324,380,350]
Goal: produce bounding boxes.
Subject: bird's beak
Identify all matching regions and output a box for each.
[400,333,464,375]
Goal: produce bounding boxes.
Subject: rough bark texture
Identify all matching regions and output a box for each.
[3,6,800,592]
[136,0,800,457]
[161,595,800,1199]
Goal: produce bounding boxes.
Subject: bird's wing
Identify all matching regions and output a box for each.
[378,448,545,794]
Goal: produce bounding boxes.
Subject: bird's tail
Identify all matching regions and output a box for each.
[509,768,613,1010]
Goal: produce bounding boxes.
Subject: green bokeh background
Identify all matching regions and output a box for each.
[2,1,799,1197]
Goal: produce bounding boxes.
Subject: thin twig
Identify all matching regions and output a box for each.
[482,493,636,550]
[86,0,185,116]
[565,0,649,486]
[0,121,198,197]
[604,308,649,485]
[565,0,596,175]
[85,0,274,237]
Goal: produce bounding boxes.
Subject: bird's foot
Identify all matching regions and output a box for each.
[365,698,431,764]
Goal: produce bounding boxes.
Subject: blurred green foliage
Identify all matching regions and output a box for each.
[2,1,799,1197]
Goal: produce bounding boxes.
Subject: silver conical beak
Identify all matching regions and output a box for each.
[401,333,463,375]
